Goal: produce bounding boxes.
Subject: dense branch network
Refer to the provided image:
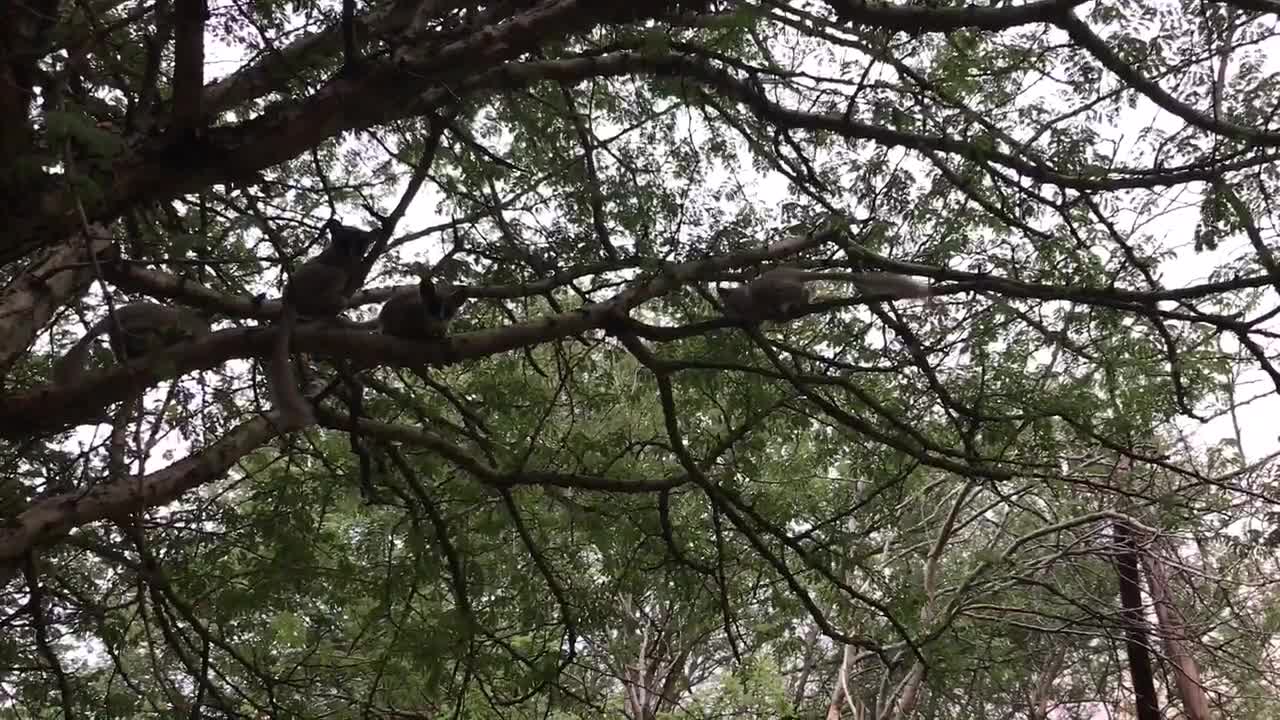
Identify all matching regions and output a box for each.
[1,0,1278,716]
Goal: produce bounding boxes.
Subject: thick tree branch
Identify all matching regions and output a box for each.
[11,251,1274,438]
[101,259,282,319]
[4,0,675,263]
[2,229,830,436]
[202,22,346,114]
[0,414,281,566]
[0,224,112,369]
[102,252,649,319]
[821,0,1087,32]
[13,24,1280,267]
[171,0,208,132]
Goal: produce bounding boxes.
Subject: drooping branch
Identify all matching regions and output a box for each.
[1216,180,1280,297]
[1058,11,1280,146]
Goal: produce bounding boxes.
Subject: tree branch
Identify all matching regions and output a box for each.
[0,414,281,566]
[821,0,1087,32]
[172,0,207,132]
[4,228,829,436]
[0,224,112,369]
[1058,11,1280,146]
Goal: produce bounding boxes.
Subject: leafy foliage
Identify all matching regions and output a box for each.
[1,0,1279,718]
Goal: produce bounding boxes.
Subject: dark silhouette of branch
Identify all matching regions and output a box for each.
[1058,11,1280,146]
[1114,520,1161,720]
[172,0,208,132]
[821,0,1088,32]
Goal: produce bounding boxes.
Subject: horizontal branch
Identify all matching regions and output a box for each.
[5,230,829,437]
[822,0,1087,32]
[104,254,651,319]
[15,264,1275,438]
[318,408,685,492]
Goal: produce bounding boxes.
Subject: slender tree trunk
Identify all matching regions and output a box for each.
[826,673,846,720]
[1029,646,1065,720]
[792,622,821,707]
[1142,541,1214,720]
[1114,520,1161,720]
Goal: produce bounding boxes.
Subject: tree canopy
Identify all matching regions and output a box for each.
[2,0,1280,717]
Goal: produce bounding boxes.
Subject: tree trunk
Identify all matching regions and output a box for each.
[1114,520,1161,720]
[1141,542,1214,720]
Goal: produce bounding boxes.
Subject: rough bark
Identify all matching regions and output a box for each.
[0,414,281,566]
[0,224,112,369]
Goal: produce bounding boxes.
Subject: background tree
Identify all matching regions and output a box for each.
[2,0,1280,717]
